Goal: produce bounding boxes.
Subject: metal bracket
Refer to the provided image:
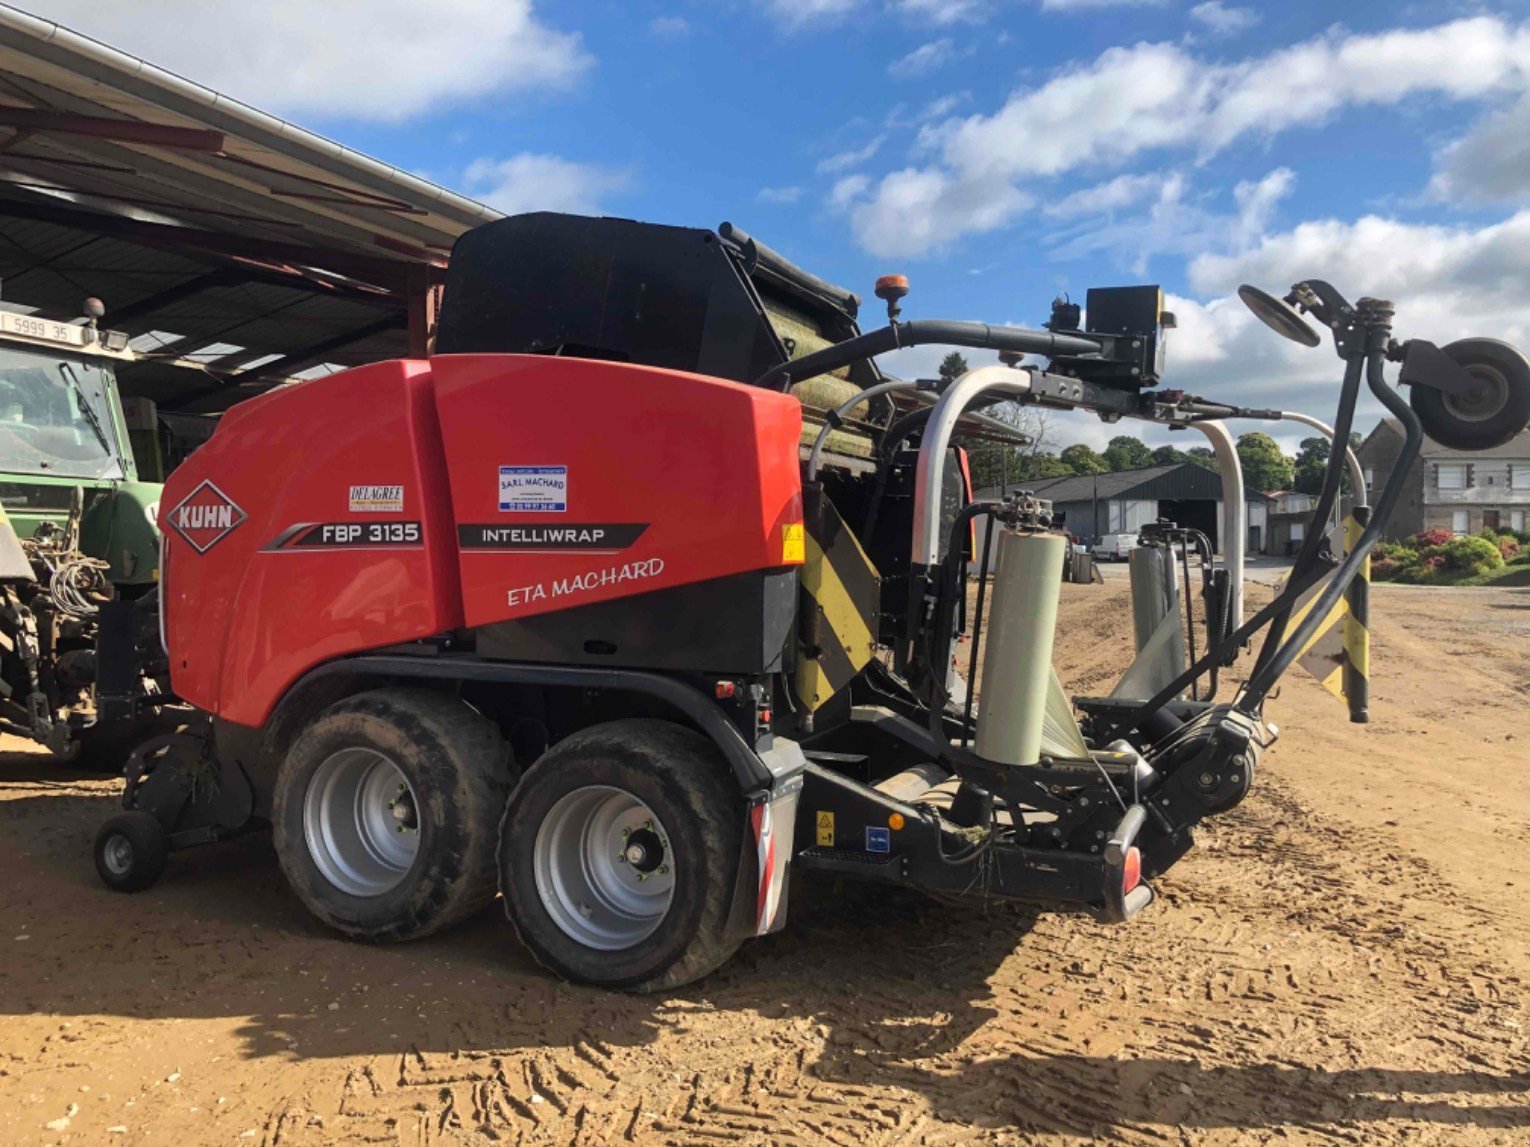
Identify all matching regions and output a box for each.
[1396,339,1479,398]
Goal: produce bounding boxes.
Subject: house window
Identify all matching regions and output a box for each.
[1289,521,1305,543]
[1512,466,1530,491]
[1451,510,1470,534]
[1513,510,1527,532]
[1437,464,1467,490]
[1363,468,1374,489]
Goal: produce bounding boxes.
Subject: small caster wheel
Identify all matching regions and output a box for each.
[95,811,169,892]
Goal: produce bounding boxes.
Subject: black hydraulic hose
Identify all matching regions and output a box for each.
[719,222,862,317]
[1239,352,1421,710]
[1181,540,1198,701]
[754,320,1101,391]
[922,502,998,751]
[860,407,934,545]
[1249,353,1365,680]
[962,508,998,748]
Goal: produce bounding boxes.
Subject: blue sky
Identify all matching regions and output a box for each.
[22,0,1530,451]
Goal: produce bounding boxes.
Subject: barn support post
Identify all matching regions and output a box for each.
[407,266,442,359]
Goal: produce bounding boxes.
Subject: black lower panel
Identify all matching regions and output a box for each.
[476,568,798,674]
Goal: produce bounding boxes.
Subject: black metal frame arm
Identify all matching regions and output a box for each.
[753,320,1100,391]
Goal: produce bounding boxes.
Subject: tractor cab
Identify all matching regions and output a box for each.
[0,303,161,587]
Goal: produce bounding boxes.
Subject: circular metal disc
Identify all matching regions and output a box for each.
[1238,284,1321,347]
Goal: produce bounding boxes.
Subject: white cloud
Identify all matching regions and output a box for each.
[829,173,871,211]
[762,0,859,29]
[817,134,888,174]
[920,92,972,121]
[1041,0,1165,10]
[1188,1,1258,36]
[896,0,987,23]
[757,185,805,204]
[1043,169,1295,275]
[845,167,1031,256]
[1430,94,1530,204]
[889,38,959,79]
[21,0,591,122]
[463,154,630,216]
[1043,172,1167,217]
[650,15,691,39]
[851,17,1530,256]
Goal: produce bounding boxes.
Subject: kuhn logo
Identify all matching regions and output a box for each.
[168,480,247,554]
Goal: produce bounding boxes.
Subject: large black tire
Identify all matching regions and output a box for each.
[1409,338,1530,451]
[272,688,512,942]
[499,719,743,993]
[94,811,169,892]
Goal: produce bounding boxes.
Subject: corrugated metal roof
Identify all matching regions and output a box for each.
[0,4,505,412]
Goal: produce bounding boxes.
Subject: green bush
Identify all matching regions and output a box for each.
[1437,534,1504,575]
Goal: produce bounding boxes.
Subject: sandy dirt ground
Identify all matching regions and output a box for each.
[1,580,1527,1145]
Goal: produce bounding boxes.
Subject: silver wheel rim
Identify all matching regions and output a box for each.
[103,834,133,876]
[533,785,675,951]
[1445,364,1509,423]
[303,748,420,897]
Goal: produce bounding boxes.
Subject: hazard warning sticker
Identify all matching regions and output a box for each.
[782,522,805,564]
[815,811,834,847]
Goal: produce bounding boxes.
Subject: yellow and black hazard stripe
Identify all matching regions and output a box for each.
[796,486,880,711]
[1342,508,1370,724]
[1282,511,1370,723]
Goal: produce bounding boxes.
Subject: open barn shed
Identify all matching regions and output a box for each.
[0,5,499,415]
[977,461,1273,554]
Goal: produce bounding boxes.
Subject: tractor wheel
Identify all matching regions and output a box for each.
[273,688,512,942]
[1409,338,1530,451]
[94,811,169,892]
[498,719,743,993]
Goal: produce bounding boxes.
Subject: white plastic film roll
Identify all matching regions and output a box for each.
[975,529,1067,767]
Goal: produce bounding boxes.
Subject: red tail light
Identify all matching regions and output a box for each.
[1122,846,1142,894]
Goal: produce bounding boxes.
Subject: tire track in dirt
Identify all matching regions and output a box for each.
[1,584,1527,1144]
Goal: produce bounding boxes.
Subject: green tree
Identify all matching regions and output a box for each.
[938,352,969,383]
[1236,431,1295,492]
[1293,432,1366,494]
[1292,436,1330,495]
[1060,443,1108,475]
[1187,446,1218,471]
[1023,452,1074,479]
[1103,435,1153,471]
[1150,444,1190,466]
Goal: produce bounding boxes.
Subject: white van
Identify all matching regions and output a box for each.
[1091,532,1139,562]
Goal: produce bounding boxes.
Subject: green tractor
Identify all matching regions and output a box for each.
[0,300,166,761]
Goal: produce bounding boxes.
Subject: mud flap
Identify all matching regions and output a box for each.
[725,737,807,941]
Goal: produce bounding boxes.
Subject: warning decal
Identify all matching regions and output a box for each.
[815,811,835,847]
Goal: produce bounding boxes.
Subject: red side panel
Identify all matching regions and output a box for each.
[161,360,461,725]
[429,355,803,628]
[163,353,803,728]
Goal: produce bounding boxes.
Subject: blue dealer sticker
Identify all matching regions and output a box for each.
[499,466,567,512]
[865,826,891,854]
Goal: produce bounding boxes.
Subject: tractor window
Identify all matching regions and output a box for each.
[0,347,124,480]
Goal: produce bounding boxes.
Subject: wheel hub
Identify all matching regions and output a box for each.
[103,834,133,876]
[533,786,675,951]
[303,748,421,898]
[1445,365,1508,422]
